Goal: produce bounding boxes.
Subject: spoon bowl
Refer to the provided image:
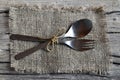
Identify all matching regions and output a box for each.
[63,19,93,38]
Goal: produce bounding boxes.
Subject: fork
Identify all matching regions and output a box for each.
[12,36,95,60]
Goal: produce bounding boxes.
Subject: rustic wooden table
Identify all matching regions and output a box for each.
[0,0,120,80]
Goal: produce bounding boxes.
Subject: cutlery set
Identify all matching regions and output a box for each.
[10,19,95,60]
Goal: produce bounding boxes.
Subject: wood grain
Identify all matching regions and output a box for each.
[0,0,120,79]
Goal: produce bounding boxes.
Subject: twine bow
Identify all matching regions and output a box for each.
[46,28,65,52]
[10,28,66,60]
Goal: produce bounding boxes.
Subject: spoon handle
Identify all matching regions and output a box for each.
[10,34,50,42]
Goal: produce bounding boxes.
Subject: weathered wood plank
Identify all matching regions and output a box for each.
[0,0,120,35]
[0,40,9,50]
[0,34,120,63]
[0,0,120,11]
[0,31,120,77]
[0,63,114,80]
[0,16,8,24]
[0,75,120,80]
[107,34,120,56]
[109,64,120,77]
[0,50,9,62]
[106,14,120,32]
[0,34,9,50]
[112,57,120,64]
[0,11,120,76]
[0,63,120,80]
[0,62,120,80]
[0,34,9,40]
[0,74,111,80]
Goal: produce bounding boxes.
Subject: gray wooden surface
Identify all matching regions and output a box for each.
[0,0,120,80]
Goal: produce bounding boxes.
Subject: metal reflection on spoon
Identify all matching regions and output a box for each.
[63,19,93,38]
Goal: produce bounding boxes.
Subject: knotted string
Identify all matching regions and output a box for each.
[46,28,66,52]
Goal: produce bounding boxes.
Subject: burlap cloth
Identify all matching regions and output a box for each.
[9,5,110,75]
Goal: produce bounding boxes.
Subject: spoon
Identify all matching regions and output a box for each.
[10,19,93,42]
[62,19,93,38]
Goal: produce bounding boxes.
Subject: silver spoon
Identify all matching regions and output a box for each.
[10,19,93,41]
[62,19,93,38]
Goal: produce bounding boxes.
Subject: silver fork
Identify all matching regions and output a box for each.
[14,38,95,60]
[59,38,95,51]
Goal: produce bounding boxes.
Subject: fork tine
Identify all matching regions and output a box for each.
[82,43,94,47]
[62,39,95,51]
[74,42,95,51]
[79,41,95,46]
[78,40,95,51]
[82,45,94,49]
[79,39,95,42]
[79,47,94,51]
[78,40,95,45]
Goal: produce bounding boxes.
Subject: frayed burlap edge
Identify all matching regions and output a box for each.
[9,4,111,75]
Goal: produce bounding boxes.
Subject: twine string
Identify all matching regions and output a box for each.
[46,28,65,52]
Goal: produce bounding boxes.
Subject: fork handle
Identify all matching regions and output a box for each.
[15,40,50,60]
[10,34,50,42]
